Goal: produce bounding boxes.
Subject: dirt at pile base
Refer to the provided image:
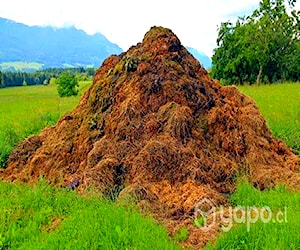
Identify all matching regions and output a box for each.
[1,26,299,248]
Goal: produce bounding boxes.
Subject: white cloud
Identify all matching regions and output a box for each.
[0,0,266,57]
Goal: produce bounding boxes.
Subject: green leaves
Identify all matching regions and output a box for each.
[56,73,79,97]
[211,0,300,85]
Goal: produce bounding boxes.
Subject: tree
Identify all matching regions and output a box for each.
[56,73,79,97]
[211,0,300,85]
[211,21,253,85]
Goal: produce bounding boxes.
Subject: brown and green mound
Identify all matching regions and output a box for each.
[1,26,299,248]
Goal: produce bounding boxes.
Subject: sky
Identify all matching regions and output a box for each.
[0,0,290,57]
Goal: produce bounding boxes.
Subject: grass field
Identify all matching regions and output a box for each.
[0,81,91,167]
[0,180,178,249]
[205,180,300,249]
[0,82,299,249]
[0,180,298,249]
[238,83,300,154]
[0,62,44,72]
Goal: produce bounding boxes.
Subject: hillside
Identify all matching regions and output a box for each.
[0,17,122,70]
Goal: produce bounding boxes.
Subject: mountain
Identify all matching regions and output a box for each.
[187,47,211,69]
[0,17,212,71]
[0,17,122,70]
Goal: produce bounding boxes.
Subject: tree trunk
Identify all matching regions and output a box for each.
[281,67,286,82]
[238,75,243,85]
[256,65,263,85]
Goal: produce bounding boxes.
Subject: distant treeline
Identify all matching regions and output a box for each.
[0,67,95,88]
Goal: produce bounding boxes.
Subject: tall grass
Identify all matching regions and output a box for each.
[205,180,300,249]
[238,83,300,154]
[0,180,179,249]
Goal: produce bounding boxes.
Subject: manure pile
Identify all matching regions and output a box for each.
[1,27,299,248]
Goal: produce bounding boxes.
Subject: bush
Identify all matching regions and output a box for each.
[56,73,78,97]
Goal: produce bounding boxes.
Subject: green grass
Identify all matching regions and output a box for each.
[205,180,300,249]
[0,81,91,167]
[238,83,300,154]
[0,62,44,71]
[0,180,179,249]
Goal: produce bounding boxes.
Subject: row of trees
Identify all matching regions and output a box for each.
[211,0,300,85]
[0,67,95,88]
[0,71,51,87]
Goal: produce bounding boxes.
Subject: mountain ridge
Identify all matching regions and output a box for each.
[0,17,122,70]
[0,17,212,71]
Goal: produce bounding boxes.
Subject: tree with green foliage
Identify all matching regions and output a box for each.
[0,71,2,87]
[56,73,79,97]
[211,0,299,85]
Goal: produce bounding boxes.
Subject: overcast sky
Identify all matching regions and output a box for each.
[0,0,293,57]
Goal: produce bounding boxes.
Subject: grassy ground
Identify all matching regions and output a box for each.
[238,83,300,154]
[205,180,300,249]
[0,81,91,167]
[0,180,298,250]
[0,180,179,249]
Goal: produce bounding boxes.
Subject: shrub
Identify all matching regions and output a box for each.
[56,73,78,97]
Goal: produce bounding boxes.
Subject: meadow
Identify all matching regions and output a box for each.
[0,179,178,249]
[0,82,299,249]
[205,180,300,249]
[0,81,90,167]
[239,83,300,154]
[0,62,44,72]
